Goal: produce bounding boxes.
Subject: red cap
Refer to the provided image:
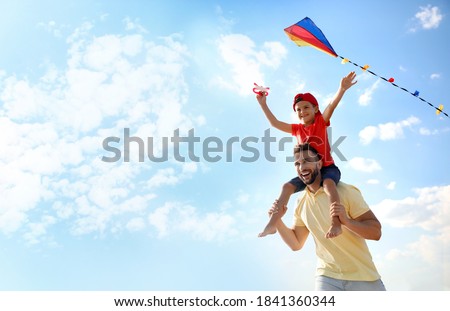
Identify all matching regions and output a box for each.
[292,93,320,114]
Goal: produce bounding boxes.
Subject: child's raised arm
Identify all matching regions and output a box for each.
[256,94,292,134]
[322,71,357,123]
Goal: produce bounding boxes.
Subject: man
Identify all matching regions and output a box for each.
[272,143,386,291]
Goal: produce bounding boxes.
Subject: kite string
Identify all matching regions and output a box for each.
[337,55,448,118]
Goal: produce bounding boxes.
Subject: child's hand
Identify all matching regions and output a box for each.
[256,93,267,105]
[341,71,358,91]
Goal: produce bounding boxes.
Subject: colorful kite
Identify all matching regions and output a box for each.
[284,17,448,118]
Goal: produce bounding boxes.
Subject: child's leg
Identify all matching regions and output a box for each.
[258,182,296,237]
[323,178,342,238]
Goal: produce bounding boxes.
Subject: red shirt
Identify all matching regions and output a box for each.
[291,115,334,166]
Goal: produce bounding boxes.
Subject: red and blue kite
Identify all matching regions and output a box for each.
[284,17,337,58]
[284,17,447,118]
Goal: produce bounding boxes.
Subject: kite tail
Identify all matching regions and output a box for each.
[338,55,449,118]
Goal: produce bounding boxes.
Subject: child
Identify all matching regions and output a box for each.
[256,71,357,238]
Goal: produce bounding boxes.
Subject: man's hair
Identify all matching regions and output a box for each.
[293,143,322,160]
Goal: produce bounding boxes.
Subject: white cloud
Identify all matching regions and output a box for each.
[430,73,441,80]
[409,5,444,32]
[126,217,146,232]
[1,78,49,120]
[148,202,238,241]
[182,162,198,174]
[347,157,382,173]
[386,181,396,190]
[419,127,439,136]
[237,192,250,205]
[257,41,287,68]
[146,192,256,241]
[23,215,57,245]
[123,17,148,33]
[415,5,443,30]
[367,179,380,185]
[37,20,68,38]
[0,169,44,234]
[65,164,157,235]
[373,185,450,231]
[358,125,378,145]
[358,80,381,106]
[147,168,180,188]
[146,163,198,189]
[372,185,450,289]
[0,23,201,241]
[215,34,287,96]
[382,231,450,290]
[359,116,421,145]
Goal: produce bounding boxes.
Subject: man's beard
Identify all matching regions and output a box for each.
[302,165,320,185]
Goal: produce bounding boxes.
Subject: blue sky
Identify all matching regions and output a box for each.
[0,0,449,291]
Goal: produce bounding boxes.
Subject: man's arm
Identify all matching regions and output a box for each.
[277,221,310,251]
[256,94,292,134]
[330,203,382,240]
[322,71,357,123]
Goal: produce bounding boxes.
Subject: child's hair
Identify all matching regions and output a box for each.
[293,143,322,160]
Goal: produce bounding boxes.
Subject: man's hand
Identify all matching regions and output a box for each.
[330,202,349,225]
